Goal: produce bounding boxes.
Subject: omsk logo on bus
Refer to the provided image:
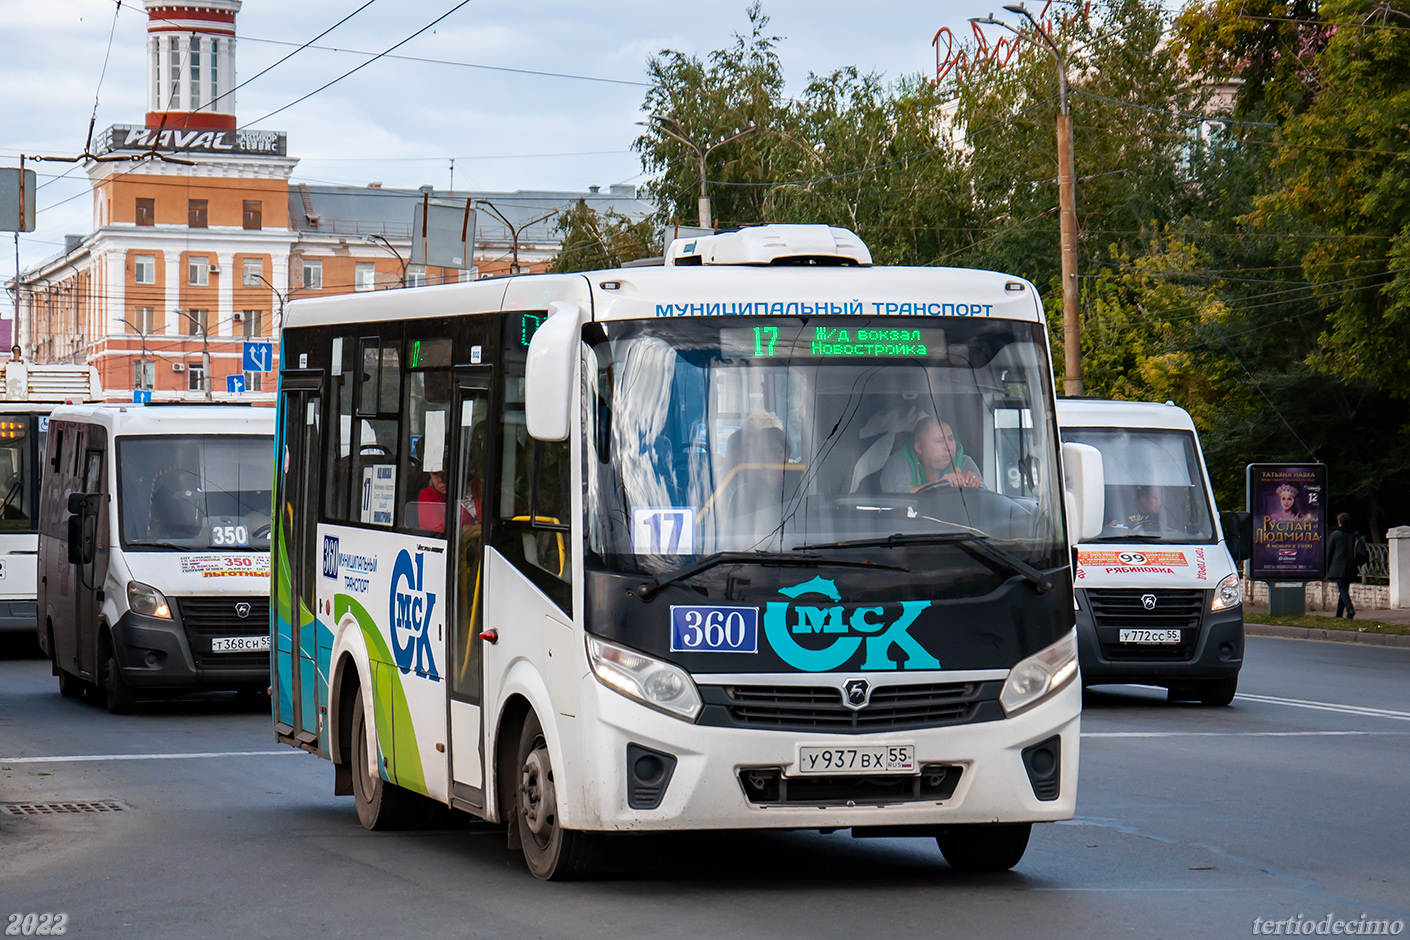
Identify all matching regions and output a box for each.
[389,549,439,679]
[763,576,940,672]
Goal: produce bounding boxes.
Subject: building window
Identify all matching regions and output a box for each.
[150,39,159,111]
[188,361,205,392]
[243,371,263,392]
[188,256,209,286]
[302,259,322,290]
[169,36,180,109]
[243,201,261,231]
[458,267,477,283]
[185,308,208,337]
[355,262,375,292]
[133,306,155,334]
[136,198,154,226]
[242,258,263,287]
[134,360,155,390]
[241,309,262,338]
[405,265,426,289]
[190,36,202,108]
[210,38,220,107]
[133,254,156,285]
[188,199,208,228]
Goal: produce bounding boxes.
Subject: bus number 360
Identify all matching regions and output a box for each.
[670,606,758,654]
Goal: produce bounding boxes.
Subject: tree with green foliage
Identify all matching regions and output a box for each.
[549,201,659,273]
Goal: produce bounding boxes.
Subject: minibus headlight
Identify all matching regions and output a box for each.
[587,635,702,721]
[1000,629,1078,717]
[1211,573,1242,611]
[127,580,172,619]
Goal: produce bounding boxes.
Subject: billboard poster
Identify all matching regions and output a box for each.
[1247,463,1327,581]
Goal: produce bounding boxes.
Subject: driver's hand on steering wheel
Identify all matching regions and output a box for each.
[942,470,984,488]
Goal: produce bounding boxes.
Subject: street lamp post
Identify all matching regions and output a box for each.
[121,317,150,395]
[643,115,757,231]
[171,308,212,402]
[475,202,557,276]
[361,234,408,285]
[243,271,288,334]
[972,5,1083,396]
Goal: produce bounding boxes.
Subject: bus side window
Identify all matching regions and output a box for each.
[325,335,354,522]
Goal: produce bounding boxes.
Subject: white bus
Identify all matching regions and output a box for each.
[1057,398,1244,705]
[272,225,1104,878]
[37,404,275,713]
[0,359,101,635]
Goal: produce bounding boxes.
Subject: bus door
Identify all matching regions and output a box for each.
[447,372,492,804]
[275,376,322,750]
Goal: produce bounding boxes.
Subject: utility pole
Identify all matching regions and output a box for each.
[642,115,757,231]
[122,317,149,393]
[475,202,557,275]
[173,307,212,402]
[972,5,1083,396]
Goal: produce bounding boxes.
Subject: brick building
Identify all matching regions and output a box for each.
[10,0,650,402]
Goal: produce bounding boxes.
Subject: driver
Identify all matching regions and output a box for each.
[880,416,984,492]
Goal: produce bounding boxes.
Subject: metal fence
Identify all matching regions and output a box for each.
[1362,542,1389,584]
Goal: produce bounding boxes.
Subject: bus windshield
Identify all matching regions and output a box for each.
[585,316,1065,569]
[0,415,37,532]
[117,434,274,551]
[1059,426,1216,544]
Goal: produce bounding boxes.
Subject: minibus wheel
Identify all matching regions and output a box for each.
[102,639,136,715]
[935,822,1031,872]
[50,626,84,699]
[350,694,418,830]
[1199,676,1238,707]
[514,711,599,880]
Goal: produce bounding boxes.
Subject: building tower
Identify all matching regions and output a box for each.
[145,1,241,131]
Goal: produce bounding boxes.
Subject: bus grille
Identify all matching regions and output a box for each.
[701,680,1004,733]
[178,596,271,671]
[1088,588,1203,661]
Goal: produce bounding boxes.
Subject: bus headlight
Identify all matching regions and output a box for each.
[1000,629,1078,717]
[1211,573,1242,611]
[127,580,172,619]
[587,635,702,721]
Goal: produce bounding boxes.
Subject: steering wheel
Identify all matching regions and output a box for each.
[252,523,271,539]
[914,479,954,494]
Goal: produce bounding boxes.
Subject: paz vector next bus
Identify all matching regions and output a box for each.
[272,225,1105,879]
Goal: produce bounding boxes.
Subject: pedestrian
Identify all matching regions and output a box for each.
[1325,512,1369,618]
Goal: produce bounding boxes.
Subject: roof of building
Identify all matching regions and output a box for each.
[287,183,653,243]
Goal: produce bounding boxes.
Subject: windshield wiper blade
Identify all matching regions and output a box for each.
[1092,534,1166,543]
[125,540,196,551]
[797,533,1053,593]
[636,551,906,601]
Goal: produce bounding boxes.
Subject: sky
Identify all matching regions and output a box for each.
[1,0,983,276]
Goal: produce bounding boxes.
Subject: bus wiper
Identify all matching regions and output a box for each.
[125,540,196,551]
[796,533,1053,594]
[1093,534,1166,543]
[636,551,906,601]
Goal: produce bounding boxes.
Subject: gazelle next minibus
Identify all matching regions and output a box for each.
[272,225,1106,878]
[37,403,275,713]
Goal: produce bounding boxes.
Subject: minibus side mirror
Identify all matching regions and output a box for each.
[65,493,100,566]
[1062,442,1105,545]
[525,301,587,442]
[1222,510,1253,563]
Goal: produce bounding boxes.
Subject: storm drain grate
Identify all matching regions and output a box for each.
[1,800,127,816]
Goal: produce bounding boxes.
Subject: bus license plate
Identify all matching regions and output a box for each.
[210,635,271,653]
[1118,629,1181,644]
[796,745,915,775]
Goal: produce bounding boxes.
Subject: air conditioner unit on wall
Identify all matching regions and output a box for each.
[172,363,185,372]
[208,264,220,273]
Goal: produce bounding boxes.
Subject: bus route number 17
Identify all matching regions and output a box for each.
[630,507,695,555]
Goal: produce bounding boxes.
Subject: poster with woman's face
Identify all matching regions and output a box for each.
[1247,464,1326,580]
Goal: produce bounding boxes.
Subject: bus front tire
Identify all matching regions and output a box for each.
[935,822,1032,872]
[514,712,598,881]
[350,694,418,830]
[102,644,136,715]
[51,627,84,699]
[1199,676,1238,707]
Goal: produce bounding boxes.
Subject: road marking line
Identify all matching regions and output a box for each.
[1082,731,1407,738]
[0,750,304,765]
[1235,693,1410,721]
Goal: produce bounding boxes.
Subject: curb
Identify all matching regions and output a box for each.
[1245,622,1410,649]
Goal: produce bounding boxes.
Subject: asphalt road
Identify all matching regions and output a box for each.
[1,633,1407,940]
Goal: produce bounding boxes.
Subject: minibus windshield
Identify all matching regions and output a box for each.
[117,434,273,551]
[585,316,1066,571]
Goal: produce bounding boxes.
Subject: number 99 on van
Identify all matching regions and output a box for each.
[670,605,758,653]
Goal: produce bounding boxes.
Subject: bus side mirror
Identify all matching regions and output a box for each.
[66,493,100,566]
[1222,510,1253,563]
[525,301,587,442]
[1062,442,1105,545]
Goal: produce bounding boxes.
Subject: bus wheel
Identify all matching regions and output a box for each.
[936,823,1031,872]
[51,628,84,699]
[515,712,598,880]
[102,642,137,715]
[349,694,417,830]
[1200,676,1238,707]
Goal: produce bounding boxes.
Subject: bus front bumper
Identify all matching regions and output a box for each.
[558,674,1080,832]
[110,611,269,691]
